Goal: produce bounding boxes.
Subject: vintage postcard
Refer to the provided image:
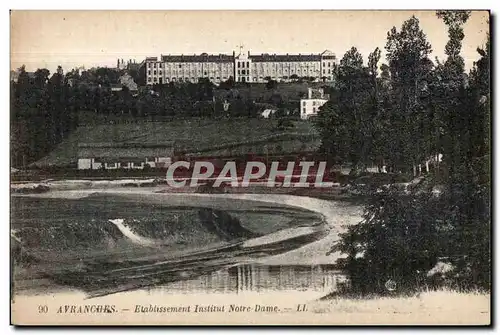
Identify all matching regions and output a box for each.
[10,10,491,326]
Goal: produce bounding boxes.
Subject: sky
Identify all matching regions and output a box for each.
[10,10,489,74]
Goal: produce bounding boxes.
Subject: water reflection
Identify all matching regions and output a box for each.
[149,264,348,294]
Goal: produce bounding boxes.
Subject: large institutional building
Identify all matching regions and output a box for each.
[141,49,336,85]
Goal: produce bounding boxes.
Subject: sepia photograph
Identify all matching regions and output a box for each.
[9,9,491,326]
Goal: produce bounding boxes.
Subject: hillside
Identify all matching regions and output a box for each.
[32,118,320,168]
[214,82,329,105]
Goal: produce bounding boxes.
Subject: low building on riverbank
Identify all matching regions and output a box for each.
[77,142,174,170]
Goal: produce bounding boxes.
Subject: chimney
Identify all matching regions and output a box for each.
[248,51,250,57]
[233,51,235,57]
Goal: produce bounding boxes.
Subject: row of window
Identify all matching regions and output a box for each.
[148,62,233,69]
[147,61,334,69]
[94,157,156,162]
[146,75,332,83]
[151,72,231,76]
[149,70,225,76]
[251,64,321,69]
[239,75,329,82]
[94,157,156,164]
[302,107,319,113]
[147,76,229,83]
[238,61,334,68]
[93,162,147,168]
[237,70,321,76]
[237,61,250,68]
[254,68,317,73]
[147,71,328,79]
[166,64,232,69]
[302,101,321,106]
[245,64,322,70]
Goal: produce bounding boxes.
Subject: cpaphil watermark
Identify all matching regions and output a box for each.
[165,161,335,188]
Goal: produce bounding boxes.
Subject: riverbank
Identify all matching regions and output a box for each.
[12,189,360,297]
[10,177,361,205]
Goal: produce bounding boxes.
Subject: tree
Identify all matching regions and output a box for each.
[128,68,140,84]
[219,76,235,90]
[433,11,471,184]
[332,12,491,295]
[34,68,50,89]
[437,10,471,76]
[385,15,433,175]
[265,78,278,90]
[379,63,391,88]
[333,187,446,294]
[315,47,379,174]
[433,10,490,289]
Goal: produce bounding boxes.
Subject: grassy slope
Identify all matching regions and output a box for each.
[214,82,319,101]
[33,118,320,167]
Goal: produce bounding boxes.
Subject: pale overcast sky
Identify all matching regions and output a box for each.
[10,10,489,74]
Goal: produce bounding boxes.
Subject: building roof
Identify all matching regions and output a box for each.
[145,51,337,63]
[78,142,174,159]
[320,50,336,60]
[161,54,234,63]
[249,54,322,62]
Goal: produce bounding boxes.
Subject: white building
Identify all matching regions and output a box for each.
[299,88,329,120]
[77,142,174,170]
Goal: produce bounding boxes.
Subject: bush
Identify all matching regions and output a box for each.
[265,80,278,90]
[334,186,442,294]
[275,118,295,131]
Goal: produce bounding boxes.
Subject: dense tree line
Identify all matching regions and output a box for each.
[316,12,490,293]
[10,67,266,167]
[11,66,79,168]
